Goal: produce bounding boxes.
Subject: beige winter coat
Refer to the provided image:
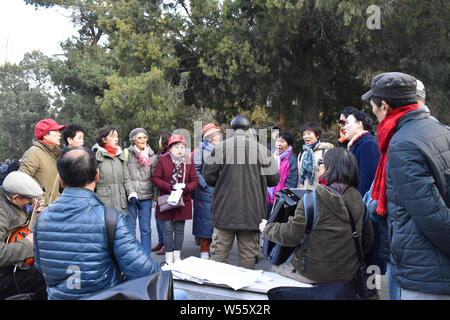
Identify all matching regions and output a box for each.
[19,140,61,206]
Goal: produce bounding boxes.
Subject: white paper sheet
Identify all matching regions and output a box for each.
[167,183,185,205]
[162,256,312,291]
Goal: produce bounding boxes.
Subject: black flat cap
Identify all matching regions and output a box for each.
[362,72,417,100]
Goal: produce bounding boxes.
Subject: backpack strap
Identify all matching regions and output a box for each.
[104,206,126,281]
[284,189,316,265]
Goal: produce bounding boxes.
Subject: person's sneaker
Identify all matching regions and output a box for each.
[156,246,166,255]
[151,243,164,252]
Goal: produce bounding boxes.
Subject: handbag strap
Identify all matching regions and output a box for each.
[327,186,366,268]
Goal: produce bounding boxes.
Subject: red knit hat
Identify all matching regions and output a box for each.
[35,119,66,140]
[168,134,186,148]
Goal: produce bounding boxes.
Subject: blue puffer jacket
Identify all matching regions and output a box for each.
[192,142,215,239]
[385,107,450,294]
[34,188,161,300]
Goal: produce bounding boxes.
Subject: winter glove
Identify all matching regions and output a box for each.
[130,197,142,210]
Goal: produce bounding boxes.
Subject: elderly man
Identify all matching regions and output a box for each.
[363,72,450,300]
[33,147,163,299]
[0,171,46,299]
[202,115,280,269]
[20,118,66,206]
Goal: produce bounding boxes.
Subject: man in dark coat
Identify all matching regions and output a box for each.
[202,115,280,269]
[363,72,450,300]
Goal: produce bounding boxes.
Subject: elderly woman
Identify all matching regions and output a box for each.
[343,110,380,196]
[192,123,221,259]
[62,123,85,150]
[260,148,374,284]
[152,134,198,264]
[297,121,333,190]
[94,126,140,215]
[125,128,157,255]
[267,131,298,215]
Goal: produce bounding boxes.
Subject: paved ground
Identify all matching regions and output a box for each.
[141,208,389,300]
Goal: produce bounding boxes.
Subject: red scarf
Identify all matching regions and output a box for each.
[372,104,419,216]
[104,144,119,158]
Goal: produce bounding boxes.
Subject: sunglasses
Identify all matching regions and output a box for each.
[339,120,346,126]
[317,159,324,166]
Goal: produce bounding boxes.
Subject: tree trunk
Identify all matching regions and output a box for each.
[301,42,320,123]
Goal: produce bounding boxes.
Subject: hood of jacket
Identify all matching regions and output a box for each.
[312,141,334,152]
[95,145,126,162]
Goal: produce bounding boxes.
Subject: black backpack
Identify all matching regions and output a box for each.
[261,188,315,265]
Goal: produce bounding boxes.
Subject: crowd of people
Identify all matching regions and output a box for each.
[0,71,448,300]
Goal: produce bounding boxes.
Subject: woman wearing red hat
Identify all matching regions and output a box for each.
[19,118,66,206]
[152,134,198,264]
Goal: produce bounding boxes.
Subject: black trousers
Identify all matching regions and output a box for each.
[0,265,47,300]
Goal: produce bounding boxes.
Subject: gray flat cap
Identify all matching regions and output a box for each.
[2,171,44,198]
[361,72,417,101]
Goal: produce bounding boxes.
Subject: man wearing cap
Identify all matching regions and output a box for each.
[362,72,450,300]
[202,115,280,269]
[19,118,66,206]
[0,171,47,299]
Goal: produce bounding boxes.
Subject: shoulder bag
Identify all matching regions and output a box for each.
[157,163,186,213]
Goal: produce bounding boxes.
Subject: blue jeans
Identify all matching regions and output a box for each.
[127,199,152,255]
[386,262,401,300]
[155,216,165,245]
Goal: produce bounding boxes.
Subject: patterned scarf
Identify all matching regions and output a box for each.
[133,145,151,167]
[300,141,319,185]
[170,153,185,184]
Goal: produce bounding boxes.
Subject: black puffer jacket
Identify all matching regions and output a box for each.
[383,107,450,294]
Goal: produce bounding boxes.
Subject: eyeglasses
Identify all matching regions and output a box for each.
[317,159,324,166]
[172,144,186,150]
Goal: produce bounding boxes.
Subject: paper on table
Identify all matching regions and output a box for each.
[162,256,263,290]
[167,183,185,205]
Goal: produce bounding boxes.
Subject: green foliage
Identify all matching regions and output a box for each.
[0,53,56,159]
[1,0,447,162]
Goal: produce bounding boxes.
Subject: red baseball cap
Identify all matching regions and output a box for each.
[35,119,66,140]
[168,134,186,148]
